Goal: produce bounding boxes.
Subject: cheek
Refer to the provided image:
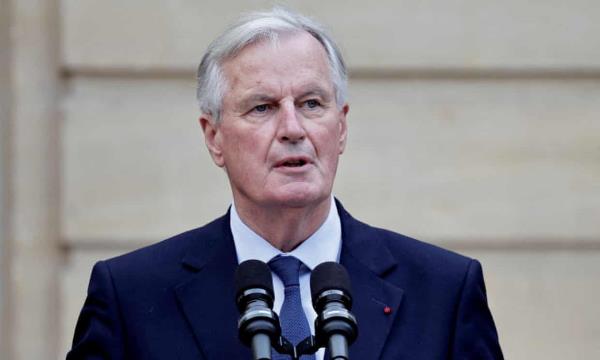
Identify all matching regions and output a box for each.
[222,127,269,169]
[313,124,343,158]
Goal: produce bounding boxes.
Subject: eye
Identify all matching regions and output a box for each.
[304,99,321,109]
[253,104,271,113]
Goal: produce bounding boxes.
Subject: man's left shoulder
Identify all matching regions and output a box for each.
[376,223,471,268]
[338,204,476,284]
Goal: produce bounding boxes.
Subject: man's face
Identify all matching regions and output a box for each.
[201,31,348,210]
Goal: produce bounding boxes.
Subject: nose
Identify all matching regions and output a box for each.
[277,102,306,143]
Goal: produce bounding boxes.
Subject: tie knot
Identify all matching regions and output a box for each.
[268,256,303,287]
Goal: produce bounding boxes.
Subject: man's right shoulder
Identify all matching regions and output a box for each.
[98,213,230,280]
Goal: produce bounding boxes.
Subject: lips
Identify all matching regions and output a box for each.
[274,156,312,168]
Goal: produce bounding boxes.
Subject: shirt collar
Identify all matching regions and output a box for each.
[230,197,341,270]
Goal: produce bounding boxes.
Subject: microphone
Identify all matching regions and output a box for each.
[235,260,281,360]
[310,262,358,360]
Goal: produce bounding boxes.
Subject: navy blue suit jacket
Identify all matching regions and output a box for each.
[68,202,503,359]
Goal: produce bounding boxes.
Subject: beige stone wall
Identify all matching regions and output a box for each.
[0,0,11,355]
[4,0,61,359]
[3,1,600,359]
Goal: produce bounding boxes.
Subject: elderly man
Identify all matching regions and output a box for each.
[68,8,503,360]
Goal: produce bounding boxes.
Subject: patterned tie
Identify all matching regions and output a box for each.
[269,256,316,360]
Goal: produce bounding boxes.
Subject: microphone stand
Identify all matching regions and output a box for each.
[273,335,320,360]
[272,335,296,359]
[296,335,320,358]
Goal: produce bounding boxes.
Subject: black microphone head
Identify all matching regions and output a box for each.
[235,259,274,309]
[310,262,352,308]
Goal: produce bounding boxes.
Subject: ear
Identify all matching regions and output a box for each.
[199,114,225,167]
[337,104,349,154]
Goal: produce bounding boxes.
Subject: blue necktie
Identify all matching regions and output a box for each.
[269,256,316,360]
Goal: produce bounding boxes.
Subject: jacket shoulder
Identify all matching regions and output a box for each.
[338,203,473,284]
[372,223,472,270]
[102,213,229,280]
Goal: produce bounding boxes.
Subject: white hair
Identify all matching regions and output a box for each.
[196,7,348,122]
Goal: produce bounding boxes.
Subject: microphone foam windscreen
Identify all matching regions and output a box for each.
[310,262,351,304]
[235,259,274,298]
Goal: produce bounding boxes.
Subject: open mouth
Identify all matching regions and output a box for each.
[276,158,310,168]
[282,159,307,167]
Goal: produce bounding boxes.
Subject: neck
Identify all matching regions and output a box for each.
[233,197,332,252]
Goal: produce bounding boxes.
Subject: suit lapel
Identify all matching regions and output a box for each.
[337,201,405,360]
[173,203,404,359]
[174,213,251,359]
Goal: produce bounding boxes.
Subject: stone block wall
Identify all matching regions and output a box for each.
[3,1,600,359]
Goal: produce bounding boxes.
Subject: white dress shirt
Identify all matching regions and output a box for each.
[231,197,342,360]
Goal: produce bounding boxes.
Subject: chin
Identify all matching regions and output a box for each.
[268,185,329,208]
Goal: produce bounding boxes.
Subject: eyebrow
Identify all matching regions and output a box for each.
[237,84,334,109]
[297,87,332,102]
[237,94,277,110]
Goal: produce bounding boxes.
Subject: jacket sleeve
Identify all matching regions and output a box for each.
[451,259,504,359]
[67,261,125,360]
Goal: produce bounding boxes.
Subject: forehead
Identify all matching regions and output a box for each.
[220,31,333,98]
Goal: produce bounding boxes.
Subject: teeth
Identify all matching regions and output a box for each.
[283,160,304,167]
